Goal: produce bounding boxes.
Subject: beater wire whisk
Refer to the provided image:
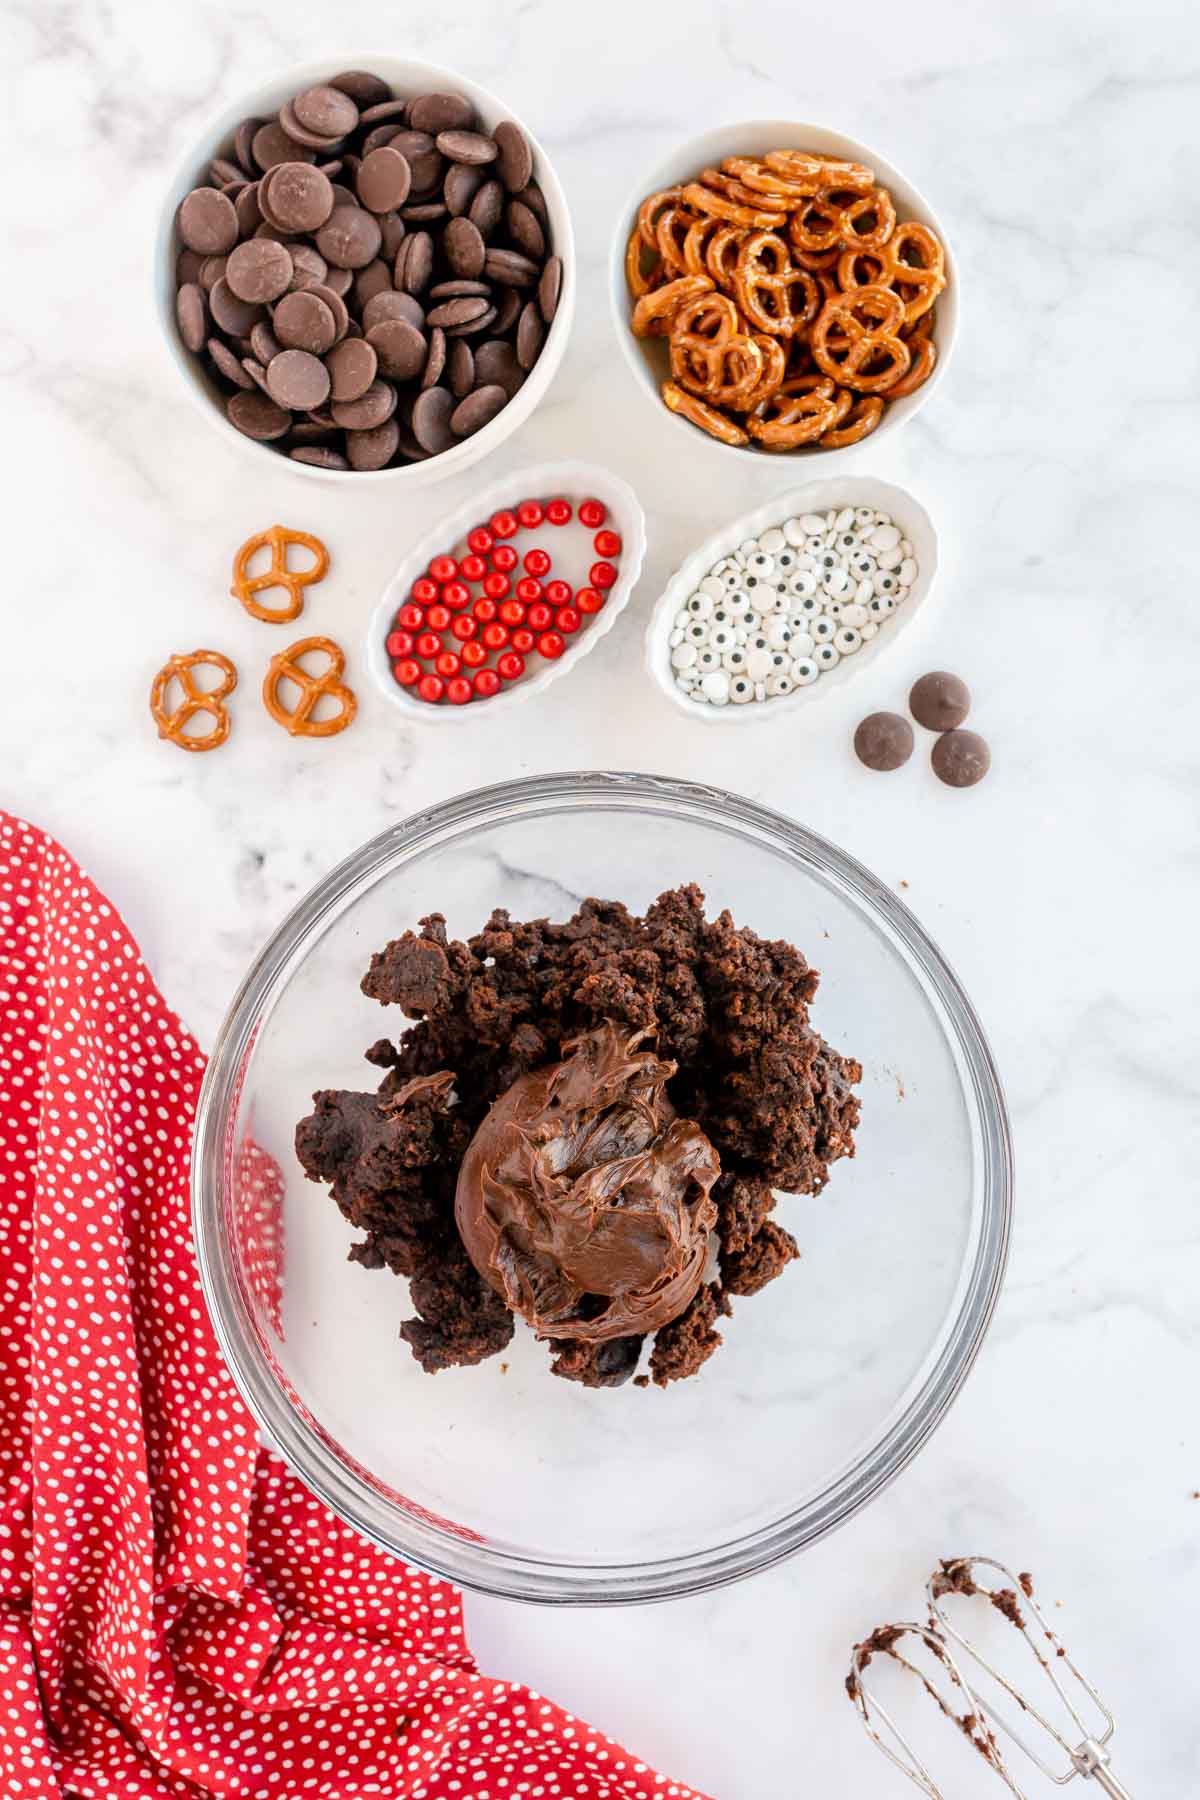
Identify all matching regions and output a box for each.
[848,1557,1137,1800]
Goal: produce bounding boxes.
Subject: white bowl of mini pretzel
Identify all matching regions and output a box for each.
[609,120,958,464]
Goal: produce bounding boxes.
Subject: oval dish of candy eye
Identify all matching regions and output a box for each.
[644,476,939,726]
[366,460,646,719]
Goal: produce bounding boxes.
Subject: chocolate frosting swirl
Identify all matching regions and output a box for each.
[454,1023,720,1341]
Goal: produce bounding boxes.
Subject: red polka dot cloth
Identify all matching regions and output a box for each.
[0,813,710,1800]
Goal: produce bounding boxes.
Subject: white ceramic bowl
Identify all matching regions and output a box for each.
[645,475,938,725]
[610,120,958,467]
[156,56,575,487]
[367,459,645,719]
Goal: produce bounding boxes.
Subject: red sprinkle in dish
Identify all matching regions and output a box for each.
[390,496,622,704]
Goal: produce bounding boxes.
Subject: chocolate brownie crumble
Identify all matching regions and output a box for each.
[295,885,861,1387]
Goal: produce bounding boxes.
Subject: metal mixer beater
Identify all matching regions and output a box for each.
[847,1556,1136,1799]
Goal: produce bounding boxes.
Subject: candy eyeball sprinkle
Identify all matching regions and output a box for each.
[670,506,917,708]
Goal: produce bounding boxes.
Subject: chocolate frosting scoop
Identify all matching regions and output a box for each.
[455,1023,720,1341]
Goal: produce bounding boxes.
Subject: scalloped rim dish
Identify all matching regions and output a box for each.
[366,460,646,720]
[645,476,939,725]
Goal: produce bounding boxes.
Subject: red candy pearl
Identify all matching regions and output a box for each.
[451,614,478,641]
[425,603,451,631]
[442,581,471,611]
[411,577,438,606]
[594,528,622,557]
[499,598,526,626]
[473,596,498,623]
[523,547,551,578]
[490,509,519,539]
[386,629,414,657]
[490,543,518,573]
[510,627,535,653]
[460,639,488,668]
[392,658,421,687]
[418,673,445,703]
[526,601,553,632]
[483,570,511,600]
[557,607,581,634]
[544,579,571,608]
[416,631,441,659]
[459,553,487,582]
[446,676,473,705]
[516,576,543,604]
[578,498,606,528]
[397,602,425,630]
[473,668,501,698]
[577,586,606,614]
[516,499,545,529]
[496,650,526,680]
[590,560,618,589]
[481,621,510,651]
[429,554,458,583]
[537,631,565,659]
[546,498,572,525]
[435,650,462,678]
[467,526,493,555]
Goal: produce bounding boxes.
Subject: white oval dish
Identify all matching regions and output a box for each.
[644,475,938,726]
[367,459,646,720]
[156,55,575,488]
[610,119,958,468]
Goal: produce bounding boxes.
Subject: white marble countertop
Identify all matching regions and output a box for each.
[5,0,1198,1792]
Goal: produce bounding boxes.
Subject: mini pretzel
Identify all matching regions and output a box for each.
[150,649,237,753]
[262,636,357,738]
[722,156,824,202]
[819,393,884,448]
[811,284,911,393]
[747,375,844,448]
[835,184,897,252]
[231,525,330,624]
[704,224,744,292]
[766,150,875,193]
[699,167,790,214]
[669,291,764,407]
[788,195,843,256]
[740,333,787,411]
[679,183,788,229]
[637,187,682,247]
[654,206,693,278]
[681,215,720,278]
[734,231,820,335]
[662,379,748,445]
[625,225,661,299]
[631,273,713,338]
[881,333,936,399]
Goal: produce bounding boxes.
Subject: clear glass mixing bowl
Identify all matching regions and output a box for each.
[192,772,1011,1604]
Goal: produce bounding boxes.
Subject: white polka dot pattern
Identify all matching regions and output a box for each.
[0,812,710,1800]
